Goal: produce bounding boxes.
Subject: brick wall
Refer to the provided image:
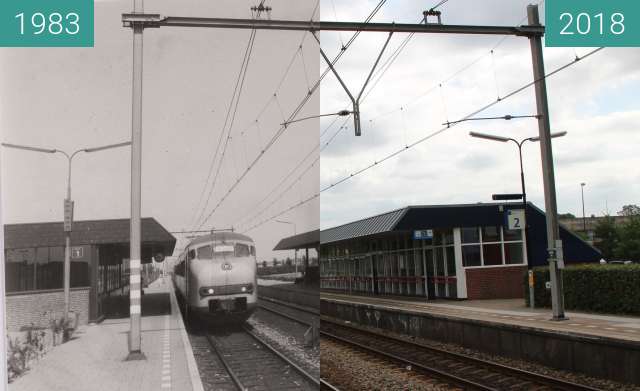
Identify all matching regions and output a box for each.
[465,266,526,300]
[5,287,90,331]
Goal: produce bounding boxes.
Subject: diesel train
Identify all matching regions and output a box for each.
[173,232,258,323]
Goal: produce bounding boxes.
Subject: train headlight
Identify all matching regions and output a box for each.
[242,283,254,293]
[207,288,214,294]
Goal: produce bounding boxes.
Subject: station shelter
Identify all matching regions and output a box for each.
[320,203,601,300]
[4,218,176,330]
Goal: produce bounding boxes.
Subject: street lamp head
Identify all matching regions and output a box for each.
[469,131,510,142]
[528,131,567,142]
[2,142,57,154]
[581,182,586,187]
[84,141,132,153]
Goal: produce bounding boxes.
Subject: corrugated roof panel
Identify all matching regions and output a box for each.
[273,229,320,251]
[320,207,407,244]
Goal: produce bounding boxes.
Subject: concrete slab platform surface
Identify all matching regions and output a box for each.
[321,292,640,343]
[9,277,204,391]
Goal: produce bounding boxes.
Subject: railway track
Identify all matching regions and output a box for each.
[321,318,603,391]
[320,378,341,391]
[204,325,319,390]
[257,296,319,328]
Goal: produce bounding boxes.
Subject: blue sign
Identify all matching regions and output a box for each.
[413,229,433,240]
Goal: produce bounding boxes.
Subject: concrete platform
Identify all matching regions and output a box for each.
[321,291,640,385]
[259,282,319,310]
[9,277,204,391]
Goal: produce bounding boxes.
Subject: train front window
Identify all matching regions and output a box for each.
[235,243,250,257]
[197,245,213,260]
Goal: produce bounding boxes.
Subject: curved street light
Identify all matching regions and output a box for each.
[2,141,131,321]
[469,130,567,309]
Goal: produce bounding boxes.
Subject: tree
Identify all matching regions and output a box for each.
[618,204,640,217]
[272,258,278,267]
[614,216,640,261]
[593,215,618,260]
[558,213,576,219]
[262,260,267,268]
[285,257,292,266]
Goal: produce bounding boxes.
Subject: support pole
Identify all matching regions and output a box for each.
[128,0,145,358]
[527,4,565,320]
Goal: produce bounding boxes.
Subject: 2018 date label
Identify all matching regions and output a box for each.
[546,0,639,47]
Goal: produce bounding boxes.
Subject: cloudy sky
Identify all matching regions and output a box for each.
[319,0,640,229]
[1,0,320,261]
[2,0,639,259]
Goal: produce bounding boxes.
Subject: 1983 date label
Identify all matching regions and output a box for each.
[1,0,93,47]
[546,0,639,47]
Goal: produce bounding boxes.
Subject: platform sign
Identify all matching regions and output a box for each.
[63,199,74,232]
[413,229,433,240]
[71,246,83,259]
[505,209,525,231]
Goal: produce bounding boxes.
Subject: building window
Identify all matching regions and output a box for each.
[461,226,525,268]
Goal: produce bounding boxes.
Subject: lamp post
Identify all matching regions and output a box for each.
[2,141,131,321]
[275,220,297,275]
[580,183,586,232]
[469,131,567,308]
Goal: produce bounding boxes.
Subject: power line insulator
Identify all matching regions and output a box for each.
[423,10,442,25]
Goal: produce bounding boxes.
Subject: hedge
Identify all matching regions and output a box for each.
[524,263,640,315]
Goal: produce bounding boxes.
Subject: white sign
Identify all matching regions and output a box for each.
[63,199,74,232]
[71,246,83,259]
[413,229,433,240]
[506,209,526,230]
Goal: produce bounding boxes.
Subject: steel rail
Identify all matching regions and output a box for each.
[122,14,545,37]
[243,325,320,387]
[321,328,495,391]
[320,378,341,391]
[257,302,314,328]
[322,318,603,391]
[258,295,319,315]
[205,334,246,391]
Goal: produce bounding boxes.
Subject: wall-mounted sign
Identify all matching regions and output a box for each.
[413,229,433,240]
[505,209,525,231]
[71,246,83,259]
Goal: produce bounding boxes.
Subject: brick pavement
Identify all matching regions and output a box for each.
[9,277,204,391]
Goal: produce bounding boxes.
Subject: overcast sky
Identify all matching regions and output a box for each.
[2,1,639,259]
[319,0,640,229]
[1,0,320,261]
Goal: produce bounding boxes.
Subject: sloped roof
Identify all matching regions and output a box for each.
[273,229,319,251]
[4,218,176,253]
[320,208,408,245]
[188,232,254,247]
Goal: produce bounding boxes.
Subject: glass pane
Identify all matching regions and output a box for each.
[446,247,456,276]
[461,227,480,243]
[504,227,523,241]
[197,245,213,259]
[235,243,250,257]
[483,243,502,265]
[462,245,481,267]
[482,226,501,242]
[505,242,524,264]
[443,229,454,245]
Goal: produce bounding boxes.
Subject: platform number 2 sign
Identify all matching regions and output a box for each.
[506,209,526,231]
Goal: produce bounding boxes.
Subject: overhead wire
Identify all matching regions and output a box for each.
[244,47,605,233]
[195,0,388,230]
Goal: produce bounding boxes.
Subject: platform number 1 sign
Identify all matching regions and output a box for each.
[506,209,526,231]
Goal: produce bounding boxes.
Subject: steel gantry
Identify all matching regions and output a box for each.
[121,3,565,357]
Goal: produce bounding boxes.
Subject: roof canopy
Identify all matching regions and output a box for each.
[4,217,176,255]
[273,229,319,251]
